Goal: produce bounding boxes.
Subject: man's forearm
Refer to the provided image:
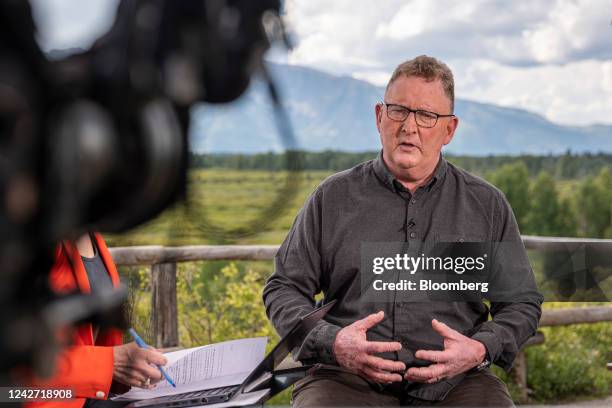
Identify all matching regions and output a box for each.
[263,275,341,364]
[296,320,342,364]
[471,301,542,370]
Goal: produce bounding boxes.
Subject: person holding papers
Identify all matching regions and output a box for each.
[27,232,168,408]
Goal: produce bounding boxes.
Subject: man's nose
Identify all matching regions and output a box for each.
[401,111,418,133]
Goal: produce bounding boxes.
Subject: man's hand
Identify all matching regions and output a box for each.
[333,311,406,383]
[113,342,169,388]
[404,319,486,384]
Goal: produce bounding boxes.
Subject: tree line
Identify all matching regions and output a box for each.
[190,150,612,180]
[489,162,612,238]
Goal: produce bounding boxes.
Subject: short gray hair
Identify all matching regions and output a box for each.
[386,55,455,113]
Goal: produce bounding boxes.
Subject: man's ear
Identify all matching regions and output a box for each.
[443,116,459,145]
[375,103,382,133]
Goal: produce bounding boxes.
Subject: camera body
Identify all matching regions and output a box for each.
[0,0,281,381]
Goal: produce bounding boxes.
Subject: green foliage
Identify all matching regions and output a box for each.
[527,302,612,402]
[177,261,292,405]
[555,196,578,237]
[490,303,612,404]
[487,162,530,226]
[523,171,577,236]
[119,265,154,343]
[576,168,612,238]
[176,261,279,347]
[524,322,612,402]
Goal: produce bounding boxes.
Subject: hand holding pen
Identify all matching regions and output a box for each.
[129,329,176,388]
[112,330,172,389]
[129,328,176,388]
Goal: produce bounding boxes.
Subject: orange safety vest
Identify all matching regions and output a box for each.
[26,233,124,408]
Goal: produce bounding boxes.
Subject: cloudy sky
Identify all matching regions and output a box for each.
[31,0,612,126]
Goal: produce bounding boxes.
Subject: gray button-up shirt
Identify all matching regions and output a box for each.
[263,153,543,401]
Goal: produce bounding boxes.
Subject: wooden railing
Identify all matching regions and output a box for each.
[109,236,612,397]
[111,245,278,348]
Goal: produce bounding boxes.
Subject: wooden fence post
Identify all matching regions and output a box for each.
[511,351,528,400]
[510,331,545,401]
[151,262,178,348]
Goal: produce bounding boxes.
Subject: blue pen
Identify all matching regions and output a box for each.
[128,328,176,388]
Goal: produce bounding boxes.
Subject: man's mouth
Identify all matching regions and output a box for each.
[399,142,419,150]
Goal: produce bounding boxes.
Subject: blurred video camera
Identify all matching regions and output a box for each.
[0,0,287,383]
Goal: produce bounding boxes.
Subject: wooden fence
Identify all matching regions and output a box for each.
[109,236,612,398]
[110,245,278,348]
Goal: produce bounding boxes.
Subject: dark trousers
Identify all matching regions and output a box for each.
[292,366,514,407]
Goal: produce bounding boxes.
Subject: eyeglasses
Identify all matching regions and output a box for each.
[381,102,455,128]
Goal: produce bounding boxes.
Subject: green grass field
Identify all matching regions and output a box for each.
[107,170,329,246]
[107,168,585,247]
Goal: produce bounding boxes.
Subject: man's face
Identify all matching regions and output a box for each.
[375,76,458,176]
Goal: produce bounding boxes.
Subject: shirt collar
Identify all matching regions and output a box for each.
[373,150,448,194]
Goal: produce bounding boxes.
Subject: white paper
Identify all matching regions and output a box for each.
[113,337,267,401]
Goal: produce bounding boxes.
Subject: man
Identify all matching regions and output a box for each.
[263,55,543,407]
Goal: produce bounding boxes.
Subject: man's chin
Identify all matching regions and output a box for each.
[392,152,421,170]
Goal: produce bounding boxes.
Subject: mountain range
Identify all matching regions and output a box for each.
[189,63,612,155]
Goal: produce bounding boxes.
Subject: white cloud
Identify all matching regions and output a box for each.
[283,0,399,73]
[285,0,612,66]
[521,0,608,64]
[375,0,477,40]
[452,58,612,126]
[283,0,612,125]
[351,71,391,86]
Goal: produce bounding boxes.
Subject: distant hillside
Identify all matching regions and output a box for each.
[189,63,612,155]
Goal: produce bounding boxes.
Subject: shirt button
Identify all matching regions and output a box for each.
[411,199,417,204]
[96,391,105,399]
[409,232,416,238]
